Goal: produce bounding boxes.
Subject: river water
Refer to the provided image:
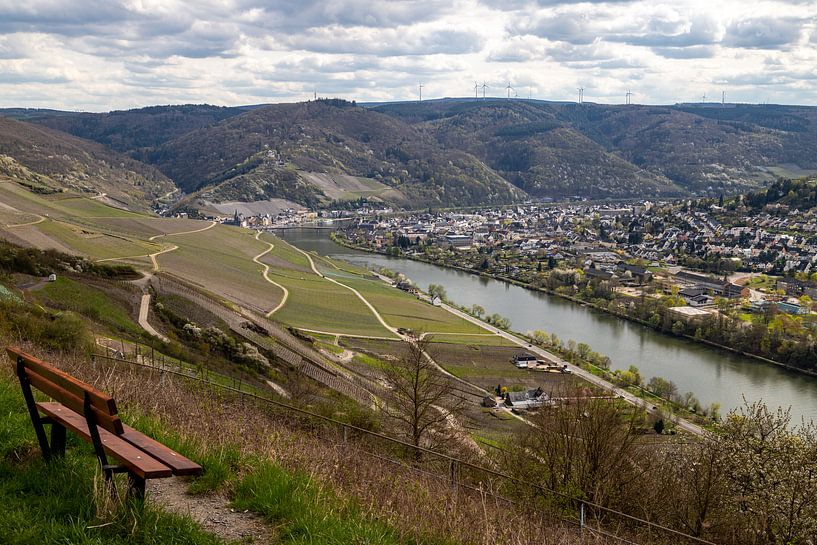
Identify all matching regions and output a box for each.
[279,228,817,423]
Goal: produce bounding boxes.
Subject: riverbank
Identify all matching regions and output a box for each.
[331,233,817,381]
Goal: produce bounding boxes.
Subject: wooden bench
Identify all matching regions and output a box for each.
[7,347,202,498]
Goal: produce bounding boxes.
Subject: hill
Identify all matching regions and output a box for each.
[149,100,524,209]
[374,99,817,198]
[8,99,817,209]
[375,100,682,199]
[0,116,175,211]
[3,104,254,157]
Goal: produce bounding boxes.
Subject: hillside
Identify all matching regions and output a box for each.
[4,104,253,157]
[374,99,817,198]
[0,116,175,211]
[376,100,681,198]
[7,99,817,209]
[149,100,524,208]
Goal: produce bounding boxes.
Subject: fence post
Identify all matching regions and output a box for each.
[580,502,585,538]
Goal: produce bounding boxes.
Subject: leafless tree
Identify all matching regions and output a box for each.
[381,334,464,454]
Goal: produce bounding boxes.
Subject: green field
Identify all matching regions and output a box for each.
[261,239,394,337]
[36,220,160,259]
[38,276,143,337]
[333,274,484,334]
[158,225,285,313]
[0,181,498,343]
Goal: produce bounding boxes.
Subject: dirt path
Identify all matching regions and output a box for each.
[6,215,45,228]
[148,478,271,544]
[138,293,170,342]
[147,221,217,242]
[95,221,218,271]
[253,231,289,316]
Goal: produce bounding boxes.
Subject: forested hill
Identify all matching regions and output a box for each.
[0,116,175,211]
[3,99,817,210]
[374,99,817,198]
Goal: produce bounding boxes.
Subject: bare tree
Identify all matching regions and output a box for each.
[510,396,650,510]
[381,334,463,454]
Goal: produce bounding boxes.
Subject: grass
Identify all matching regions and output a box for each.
[333,275,484,334]
[37,220,158,260]
[38,276,143,337]
[260,236,394,337]
[232,461,440,545]
[426,333,515,346]
[0,375,225,545]
[158,225,284,312]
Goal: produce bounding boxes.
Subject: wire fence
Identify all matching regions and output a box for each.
[91,344,719,545]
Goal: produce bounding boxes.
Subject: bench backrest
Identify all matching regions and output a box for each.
[7,347,124,435]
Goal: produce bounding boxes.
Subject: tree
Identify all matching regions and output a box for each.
[718,401,817,544]
[512,397,648,508]
[428,283,447,301]
[381,334,463,453]
[470,304,485,318]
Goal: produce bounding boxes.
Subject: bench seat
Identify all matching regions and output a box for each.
[37,402,173,479]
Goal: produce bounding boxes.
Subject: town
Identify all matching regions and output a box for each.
[327,193,817,372]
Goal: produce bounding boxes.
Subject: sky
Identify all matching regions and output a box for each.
[0,0,816,111]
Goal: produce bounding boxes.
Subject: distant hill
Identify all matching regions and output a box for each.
[374,100,682,199]
[149,100,524,209]
[1,104,255,157]
[374,100,817,198]
[0,116,175,210]
[7,98,817,209]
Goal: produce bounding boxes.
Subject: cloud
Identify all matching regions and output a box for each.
[723,17,805,49]
[0,0,816,110]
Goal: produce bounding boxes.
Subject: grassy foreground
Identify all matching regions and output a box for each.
[0,376,221,545]
[0,356,448,545]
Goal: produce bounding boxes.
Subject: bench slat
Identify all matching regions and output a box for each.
[37,402,172,479]
[120,425,202,476]
[6,348,118,416]
[25,369,124,435]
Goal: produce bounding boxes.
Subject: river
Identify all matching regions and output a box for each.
[278,227,817,424]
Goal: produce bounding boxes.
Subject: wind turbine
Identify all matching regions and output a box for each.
[506,82,513,99]
[625,90,633,105]
[419,82,424,101]
[474,81,479,99]
[481,81,488,99]
[577,87,584,104]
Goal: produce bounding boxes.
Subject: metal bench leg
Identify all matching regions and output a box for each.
[128,473,146,500]
[17,357,51,461]
[50,423,66,458]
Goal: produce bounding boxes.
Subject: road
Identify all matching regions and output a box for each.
[253,231,289,316]
[438,302,707,436]
[138,293,170,343]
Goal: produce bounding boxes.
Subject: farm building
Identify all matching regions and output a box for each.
[504,387,550,410]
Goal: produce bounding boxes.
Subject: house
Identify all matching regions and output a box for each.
[504,387,549,410]
[616,262,652,285]
[445,234,473,249]
[395,281,419,295]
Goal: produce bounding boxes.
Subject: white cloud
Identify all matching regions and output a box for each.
[0,0,815,110]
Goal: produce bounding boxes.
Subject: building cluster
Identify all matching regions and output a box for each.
[342,201,817,322]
